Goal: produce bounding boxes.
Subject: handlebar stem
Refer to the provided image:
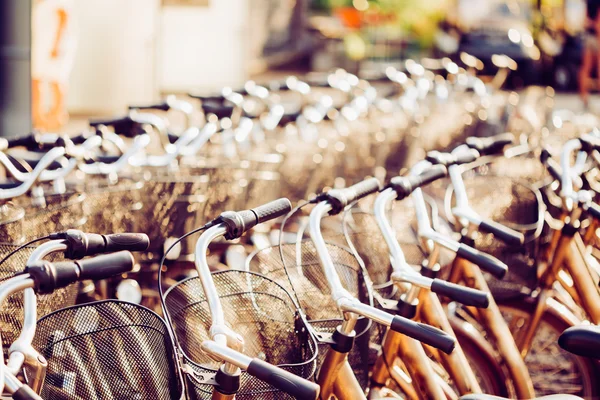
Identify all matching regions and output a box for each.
[308,202,355,303]
[373,189,410,272]
[6,241,68,379]
[560,139,583,208]
[194,223,243,375]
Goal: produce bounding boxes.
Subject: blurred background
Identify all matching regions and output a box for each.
[0,0,590,135]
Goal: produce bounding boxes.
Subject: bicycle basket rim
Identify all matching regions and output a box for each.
[245,240,375,340]
[163,270,318,371]
[34,298,186,398]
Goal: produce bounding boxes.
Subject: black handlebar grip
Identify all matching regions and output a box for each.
[540,148,562,181]
[479,219,524,246]
[456,244,508,279]
[579,133,600,153]
[389,165,447,200]
[247,358,320,400]
[586,202,600,221]
[342,177,382,204]
[83,232,150,257]
[89,115,131,128]
[326,178,381,214]
[12,384,43,400]
[78,251,135,281]
[431,279,490,308]
[27,251,134,294]
[466,133,514,155]
[188,93,226,102]
[89,115,145,138]
[6,133,38,150]
[59,230,150,259]
[201,102,234,119]
[222,198,292,240]
[128,101,170,112]
[390,316,455,354]
[558,325,600,360]
[426,150,477,167]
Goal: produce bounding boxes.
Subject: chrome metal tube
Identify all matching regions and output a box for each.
[373,189,409,271]
[194,224,229,343]
[201,341,252,370]
[308,202,354,302]
[560,138,582,202]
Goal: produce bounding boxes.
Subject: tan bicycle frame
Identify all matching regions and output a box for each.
[447,256,536,399]
[371,325,446,400]
[516,227,600,357]
[211,392,234,400]
[370,288,482,398]
[317,346,366,400]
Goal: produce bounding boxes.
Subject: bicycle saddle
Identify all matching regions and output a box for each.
[460,395,583,400]
[558,325,600,360]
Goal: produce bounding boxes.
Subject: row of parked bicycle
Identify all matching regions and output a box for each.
[0,56,598,399]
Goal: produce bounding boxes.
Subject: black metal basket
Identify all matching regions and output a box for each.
[32,300,183,400]
[247,240,373,390]
[163,270,317,400]
[0,244,78,347]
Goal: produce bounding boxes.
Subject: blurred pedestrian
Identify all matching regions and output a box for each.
[579,0,600,110]
[31,0,77,131]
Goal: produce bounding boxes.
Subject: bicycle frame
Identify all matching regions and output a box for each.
[514,221,598,358]
[411,158,535,399]
[446,256,535,398]
[369,188,480,398]
[310,201,368,400]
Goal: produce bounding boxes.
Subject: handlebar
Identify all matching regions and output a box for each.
[456,243,507,279]
[478,219,524,246]
[430,279,490,308]
[49,230,150,259]
[12,384,43,400]
[201,341,320,399]
[310,200,456,352]
[426,149,478,167]
[26,251,135,294]
[247,358,320,399]
[387,165,447,200]
[466,133,514,155]
[321,177,381,214]
[217,198,292,240]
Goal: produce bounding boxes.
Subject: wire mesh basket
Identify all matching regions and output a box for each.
[138,160,250,257]
[32,300,183,400]
[163,270,317,400]
[80,178,146,234]
[242,154,283,209]
[0,203,25,243]
[0,244,78,347]
[247,240,373,390]
[433,166,544,295]
[19,192,87,239]
[138,173,210,256]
